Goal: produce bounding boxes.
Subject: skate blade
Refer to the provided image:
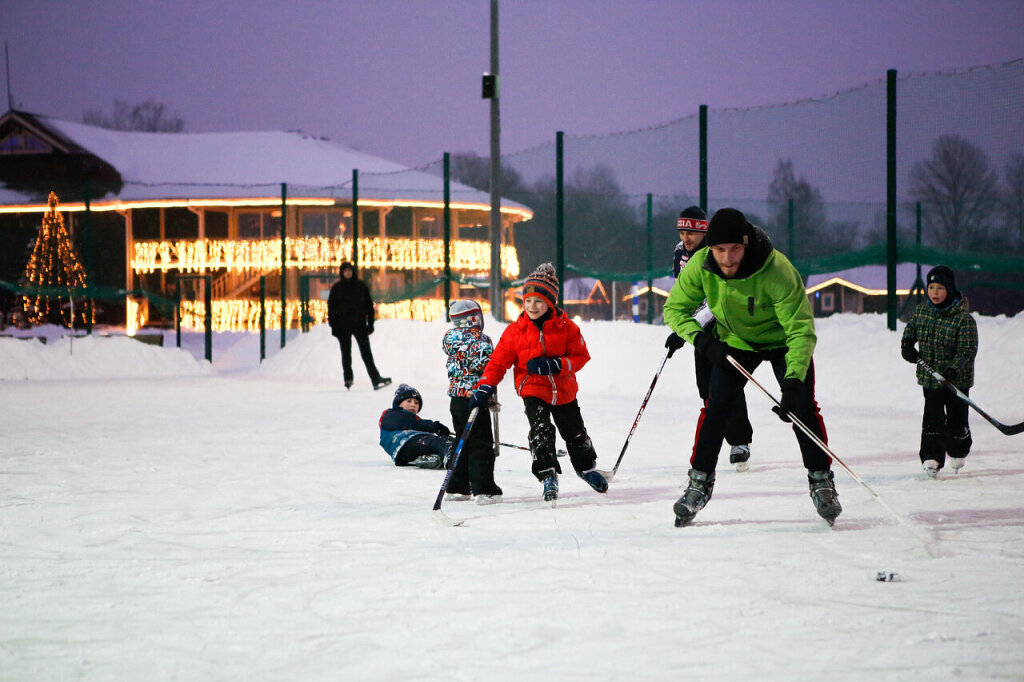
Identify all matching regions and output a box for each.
[432,509,464,527]
[734,461,750,472]
[674,515,692,528]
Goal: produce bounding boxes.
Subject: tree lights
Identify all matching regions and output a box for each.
[19,192,93,327]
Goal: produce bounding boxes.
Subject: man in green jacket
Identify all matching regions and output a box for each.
[663,208,841,527]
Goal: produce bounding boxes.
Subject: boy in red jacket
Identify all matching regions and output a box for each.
[469,263,609,502]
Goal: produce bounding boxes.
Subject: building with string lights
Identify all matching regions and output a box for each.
[0,109,532,333]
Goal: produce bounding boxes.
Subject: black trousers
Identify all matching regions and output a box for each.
[335,329,380,384]
[920,387,972,468]
[523,397,597,480]
[691,350,831,474]
[395,433,451,466]
[694,349,754,446]
[448,397,501,495]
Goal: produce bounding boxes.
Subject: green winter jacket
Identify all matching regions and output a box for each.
[901,294,977,389]
[664,228,816,382]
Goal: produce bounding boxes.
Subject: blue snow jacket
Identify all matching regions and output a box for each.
[378,406,448,464]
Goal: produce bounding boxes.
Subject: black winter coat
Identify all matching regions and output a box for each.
[328,277,375,335]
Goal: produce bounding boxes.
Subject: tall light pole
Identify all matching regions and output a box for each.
[484,0,503,321]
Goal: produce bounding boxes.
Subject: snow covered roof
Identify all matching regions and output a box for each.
[806,263,930,293]
[0,111,531,216]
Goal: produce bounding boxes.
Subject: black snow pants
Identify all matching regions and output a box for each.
[523,396,597,480]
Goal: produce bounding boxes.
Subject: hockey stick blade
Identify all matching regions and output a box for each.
[433,509,465,527]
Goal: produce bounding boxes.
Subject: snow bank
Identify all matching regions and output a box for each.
[0,333,211,381]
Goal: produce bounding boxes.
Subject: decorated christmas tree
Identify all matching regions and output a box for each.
[19,192,92,327]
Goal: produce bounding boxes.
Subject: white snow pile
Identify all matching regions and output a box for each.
[0,330,210,380]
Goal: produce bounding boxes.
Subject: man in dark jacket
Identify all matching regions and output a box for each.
[327,261,390,390]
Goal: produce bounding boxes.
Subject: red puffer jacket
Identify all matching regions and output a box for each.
[478,309,590,405]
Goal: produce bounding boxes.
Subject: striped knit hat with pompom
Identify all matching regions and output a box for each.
[522,262,559,309]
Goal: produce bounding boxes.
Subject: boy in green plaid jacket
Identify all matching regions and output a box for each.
[901,266,978,477]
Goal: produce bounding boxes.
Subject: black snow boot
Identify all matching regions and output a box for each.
[673,468,715,527]
[808,470,842,526]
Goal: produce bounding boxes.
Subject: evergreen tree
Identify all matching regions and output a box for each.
[19,192,91,327]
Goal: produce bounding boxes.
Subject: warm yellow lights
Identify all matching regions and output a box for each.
[804,277,914,296]
[174,296,483,332]
[0,197,533,220]
[131,236,520,277]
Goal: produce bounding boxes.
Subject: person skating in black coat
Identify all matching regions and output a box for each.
[327,261,391,390]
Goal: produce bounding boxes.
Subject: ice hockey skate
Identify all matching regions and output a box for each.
[808,470,842,526]
[729,444,751,472]
[673,468,715,526]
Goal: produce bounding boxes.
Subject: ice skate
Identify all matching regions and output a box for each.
[409,454,443,469]
[445,492,472,502]
[949,457,965,474]
[673,468,715,526]
[542,474,559,502]
[476,494,503,505]
[922,459,940,478]
[729,444,751,472]
[578,468,609,493]
[372,376,393,391]
[808,470,842,526]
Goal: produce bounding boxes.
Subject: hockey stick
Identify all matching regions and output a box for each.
[492,406,501,458]
[918,361,1024,436]
[498,442,567,457]
[609,349,671,478]
[723,354,905,525]
[432,406,480,526]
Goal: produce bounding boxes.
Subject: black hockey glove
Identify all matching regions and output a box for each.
[433,422,451,438]
[940,366,958,384]
[772,378,803,423]
[693,331,730,367]
[526,356,562,375]
[367,322,375,335]
[900,340,919,364]
[664,332,686,358]
[468,384,495,410]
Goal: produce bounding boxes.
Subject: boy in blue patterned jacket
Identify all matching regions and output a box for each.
[441,300,503,504]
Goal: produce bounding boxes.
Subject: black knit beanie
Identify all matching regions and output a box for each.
[926,265,958,296]
[706,208,753,247]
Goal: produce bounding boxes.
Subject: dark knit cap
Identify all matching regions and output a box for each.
[676,205,708,232]
[522,262,559,308]
[706,208,753,247]
[393,383,422,408]
[926,265,958,295]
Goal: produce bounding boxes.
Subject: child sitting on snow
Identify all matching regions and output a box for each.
[379,384,453,469]
[442,300,503,503]
[469,263,609,502]
[901,265,978,477]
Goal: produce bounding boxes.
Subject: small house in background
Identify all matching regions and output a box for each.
[0,109,533,332]
[561,277,611,319]
[805,263,929,317]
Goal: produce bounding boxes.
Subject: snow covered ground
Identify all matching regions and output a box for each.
[2,314,1023,680]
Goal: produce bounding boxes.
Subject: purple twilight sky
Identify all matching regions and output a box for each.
[2,0,1023,168]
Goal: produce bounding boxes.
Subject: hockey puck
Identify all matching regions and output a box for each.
[875,571,900,582]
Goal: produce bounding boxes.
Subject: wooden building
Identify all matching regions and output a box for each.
[0,110,532,331]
